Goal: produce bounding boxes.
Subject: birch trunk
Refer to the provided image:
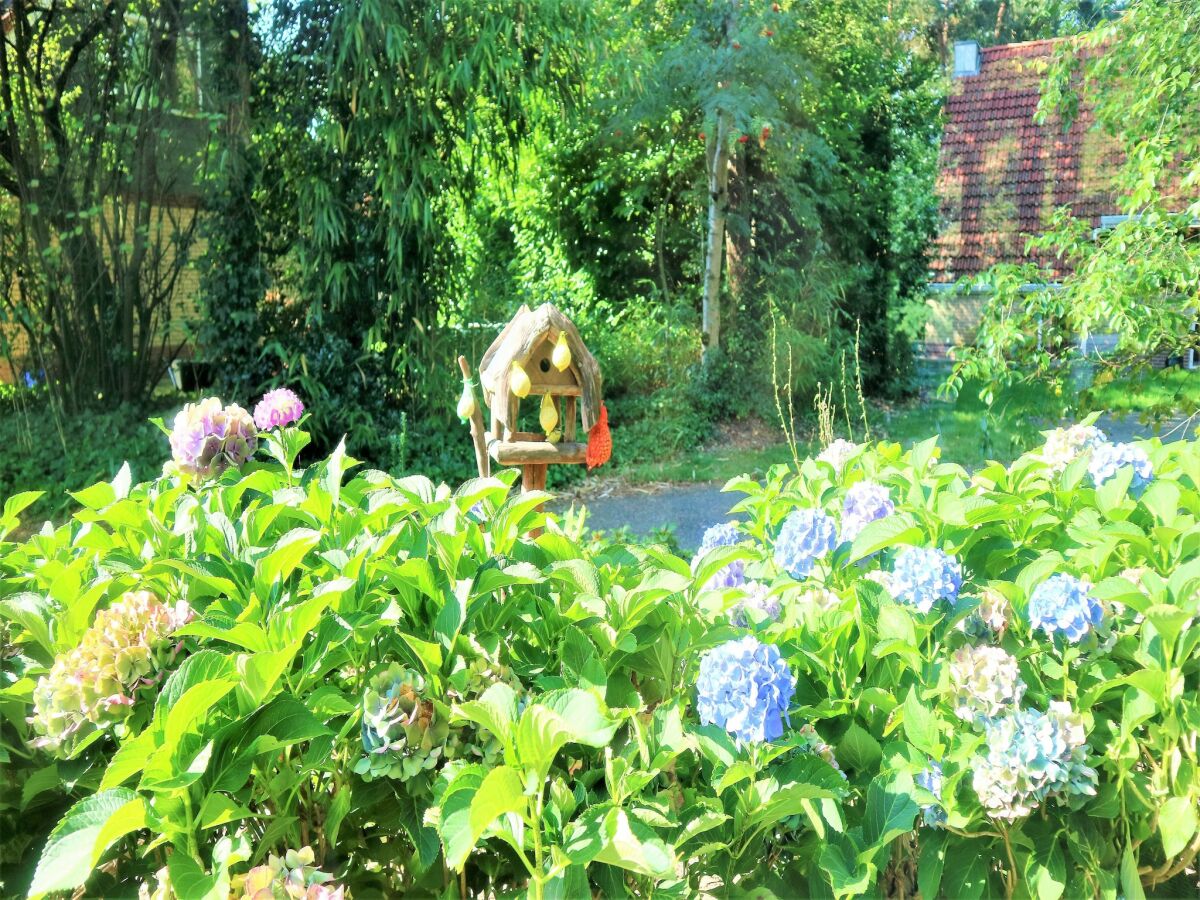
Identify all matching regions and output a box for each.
[702,110,731,360]
[701,2,738,361]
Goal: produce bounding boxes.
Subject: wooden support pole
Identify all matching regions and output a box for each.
[457,355,491,479]
[522,462,548,537]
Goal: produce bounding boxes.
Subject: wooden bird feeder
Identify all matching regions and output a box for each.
[456,303,605,493]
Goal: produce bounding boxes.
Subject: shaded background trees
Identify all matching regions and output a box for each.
[0,0,213,410]
[5,0,1169,489]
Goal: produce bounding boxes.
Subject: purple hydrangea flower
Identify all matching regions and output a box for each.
[696,636,795,744]
[731,581,781,627]
[840,480,894,543]
[971,703,1097,820]
[169,397,258,480]
[1027,574,1102,642]
[891,547,962,613]
[916,762,947,828]
[1088,441,1153,494]
[253,387,305,430]
[774,508,838,579]
[690,522,746,591]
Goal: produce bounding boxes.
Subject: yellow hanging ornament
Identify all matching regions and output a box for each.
[552,332,572,372]
[456,380,476,421]
[539,393,559,437]
[510,361,531,398]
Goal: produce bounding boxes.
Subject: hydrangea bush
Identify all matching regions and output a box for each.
[1,403,1199,898]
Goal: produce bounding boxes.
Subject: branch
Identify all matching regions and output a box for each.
[0,168,18,198]
[52,1,119,110]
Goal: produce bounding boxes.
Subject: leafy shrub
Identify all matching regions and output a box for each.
[0,393,176,524]
[1,413,1199,898]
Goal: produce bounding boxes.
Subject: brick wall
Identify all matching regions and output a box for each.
[923,290,989,358]
[1,204,206,384]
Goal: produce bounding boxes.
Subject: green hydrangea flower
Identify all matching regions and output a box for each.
[31,591,191,751]
[356,664,449,782]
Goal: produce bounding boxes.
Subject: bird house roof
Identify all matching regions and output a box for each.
[479,303,603,432]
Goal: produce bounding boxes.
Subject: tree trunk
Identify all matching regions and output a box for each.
[702,110,731,360]
[701,1,739,361]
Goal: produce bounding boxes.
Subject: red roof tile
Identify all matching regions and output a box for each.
[930,38,1120,283]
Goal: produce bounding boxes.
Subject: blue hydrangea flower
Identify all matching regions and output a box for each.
[691,522,747,591]
[774,508,838,579]
[696,636,795,743]
[890,547,962,613]
[916,762,947,828]
[1027,573,1102,642]
[840,480,894,543]
[1088,441,1153,494]
[971,703,1097,820]
[730,581,781,627]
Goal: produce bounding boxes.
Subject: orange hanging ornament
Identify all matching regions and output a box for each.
[586,404,612,470]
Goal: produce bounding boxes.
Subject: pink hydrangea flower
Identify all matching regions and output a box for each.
[169,397,258,479]
[254,387,305,430]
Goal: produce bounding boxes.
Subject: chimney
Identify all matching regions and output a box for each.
[953,40,980,78]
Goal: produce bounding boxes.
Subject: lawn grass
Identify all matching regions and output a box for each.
[614,368,1200,486]
[1085,367,1200,415]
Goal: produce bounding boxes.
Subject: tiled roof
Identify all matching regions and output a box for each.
[930,38,1122,283]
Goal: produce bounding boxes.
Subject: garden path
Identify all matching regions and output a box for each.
[564,412,1199,550]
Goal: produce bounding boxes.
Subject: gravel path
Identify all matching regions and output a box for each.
[563,412,1198,551]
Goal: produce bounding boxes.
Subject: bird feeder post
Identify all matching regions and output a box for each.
[466,303,611,499]
[456,355,490,479]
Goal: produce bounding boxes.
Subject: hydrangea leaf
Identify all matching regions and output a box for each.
[29,788,146,898]
[917,829,946,899]
[902,687,941,757]
[861,773,918,855]
[453,682,519,751]
[1024,840,1067,900]
[255,527,322,589]
[1159,795,1198,858]
[467,765,527,852]
[941,848,988,900]
[167,848,227,899]
[847,514,920,564]
[590,807,677,879]
[837,723,883,773]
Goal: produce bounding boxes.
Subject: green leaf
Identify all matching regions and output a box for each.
[0,592,55,657]
[453,682,519,750]
[326,787,352,849]
[1159,796,1198,859]
[322,438,355,508]
[468,765,527,848]
[837,722,883,773]
[515,704,573,779]
[862,774,918,853]
[29,789,146,898]
[256,527,322,587]
[1120,843,1147,900]
[1025,839,1066,900]
[743,756,847,831]
[902,687,941,756]
[917,829,945,900]
[592,808,677,878]
[1144,604,1192,649]
[439,766,487,870]
[69,479,116,511]
[849,514,921,563]
[941,847,988,900]
[820,844,868,897]
[541,689,621,746]
[167,852,226,900]
[471,561,544,598]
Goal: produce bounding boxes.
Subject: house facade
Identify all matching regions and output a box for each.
[925,38,1124,360]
